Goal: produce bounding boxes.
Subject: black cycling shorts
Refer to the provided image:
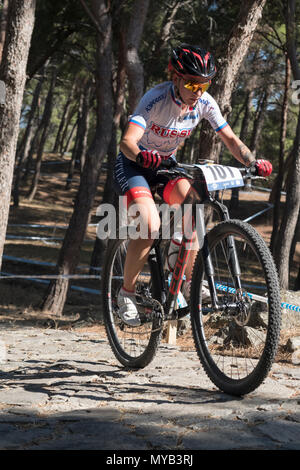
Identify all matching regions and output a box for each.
[113,152,186,207]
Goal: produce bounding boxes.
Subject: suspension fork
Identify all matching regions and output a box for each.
[195,203,219,307]
[207,199,242,292]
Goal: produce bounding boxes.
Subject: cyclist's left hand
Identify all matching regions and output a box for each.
[253,159,273,177]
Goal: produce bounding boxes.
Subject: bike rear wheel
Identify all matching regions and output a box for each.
[191,219,281,396]
[102,238,163,368]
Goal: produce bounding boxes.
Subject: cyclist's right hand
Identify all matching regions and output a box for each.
[252,159,273,177]
[136,150,162,170]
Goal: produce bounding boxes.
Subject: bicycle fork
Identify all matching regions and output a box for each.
[203,200,243,311]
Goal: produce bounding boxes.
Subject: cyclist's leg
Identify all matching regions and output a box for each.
[113,152,160,293]
[123,196,160,292]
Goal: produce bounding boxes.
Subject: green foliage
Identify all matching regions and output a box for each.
[17,0,295,174]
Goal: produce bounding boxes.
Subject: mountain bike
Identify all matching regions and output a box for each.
[101,160,282,396]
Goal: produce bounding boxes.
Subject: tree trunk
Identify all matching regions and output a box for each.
[21,118,42,183]
[75,81,92,173]
[274,0,300,289]
[198,0,267,162]
[249,85,270,155]
[16,67,45,164]
[295,266,300,291]
[28,29,75,79]
[65,81,91,189]
[230,89,254,209]
[125,0,149,112]
[41,0,113,315]
[52,78,76,153]
[61,115,77,158]
[13,68,46,206]
[89,124,117,273]
[114,27,126,131]
[0,0,9,62]
[269,148,293,202]
[289,207,300,273]
[88,15,130,272]
[0,0,36,269]
[65,116,79,189]
[27,67,57,201]
[274,108,300,288]
[270,54,291,254]
[59,105,76,155]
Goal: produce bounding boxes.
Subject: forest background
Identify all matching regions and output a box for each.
[0,0,299,318]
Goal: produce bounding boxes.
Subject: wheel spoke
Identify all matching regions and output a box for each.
[191,220,281,395]
[103,239,162,368]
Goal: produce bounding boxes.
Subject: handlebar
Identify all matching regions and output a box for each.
[159,159,258,179]
[157,160,267,194]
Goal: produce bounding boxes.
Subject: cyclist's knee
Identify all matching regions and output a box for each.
[127,197,160,239]
[164,177,194,205]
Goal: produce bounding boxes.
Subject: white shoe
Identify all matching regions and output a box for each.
[117,288,141,327]
[182,280,210,302]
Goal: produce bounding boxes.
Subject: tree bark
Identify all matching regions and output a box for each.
[61,115,77,158]
[289,207,300,272]
[41,0,113,315]
[16,67,45,164]
[0,0,36,269]
[198,0,267,162]
[274,0,300,289]
[249,85,270,155]
[13,68,46,206]
[89,124,117,273]
[295,265,300,291]
[0,0,9,62]
[65,81,91,188]
[27,67,57,201]
[65,116,79,189]
[274,107,300,288]
[230,89,254,209]
[21,114,43,183]
[114,26,126,131]
[52,78,76,153]
[270,54,291,254]
[28,29,75,79]
[59,105,77,155]
[76,81,92,173]
[125,0,149,113]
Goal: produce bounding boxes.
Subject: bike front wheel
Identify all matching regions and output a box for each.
[191,219,281,396]
[102,238,163,369]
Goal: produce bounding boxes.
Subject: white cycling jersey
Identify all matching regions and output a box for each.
[129,81,228,157]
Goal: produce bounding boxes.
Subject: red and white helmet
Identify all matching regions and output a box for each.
[169,44,216,80]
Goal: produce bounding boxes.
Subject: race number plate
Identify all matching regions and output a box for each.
[195,164,244,191]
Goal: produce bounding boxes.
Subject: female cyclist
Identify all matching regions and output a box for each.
[113,44,272,326]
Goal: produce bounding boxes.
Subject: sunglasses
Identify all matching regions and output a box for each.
[183,80,210,93]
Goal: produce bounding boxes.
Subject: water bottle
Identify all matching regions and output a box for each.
[167,232,187,309]
[167,232,183,271]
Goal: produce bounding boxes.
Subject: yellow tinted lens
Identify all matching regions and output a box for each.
[201,82,210,92]
[184,81,210,93]
[184,81,198,91]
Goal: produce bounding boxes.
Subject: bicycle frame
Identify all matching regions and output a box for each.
[148,170,243,321]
